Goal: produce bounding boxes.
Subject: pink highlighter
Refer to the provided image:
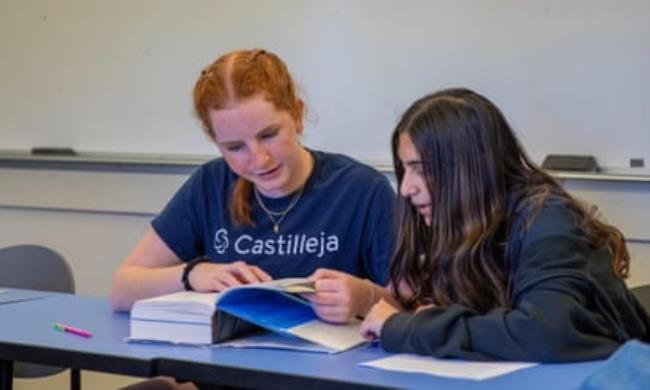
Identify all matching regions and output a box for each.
[53,322,93,338]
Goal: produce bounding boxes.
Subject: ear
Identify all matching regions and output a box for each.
[294,99,305,134]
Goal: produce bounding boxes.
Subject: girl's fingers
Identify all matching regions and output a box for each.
[308,268,341,281]
[218,272,243,288]
[312,304,348,323]
[314,278,344,293]
[361,326,378,340]
[307,291,343,305]
[232,264,260,284]
[251,266,272,282]
[211,280,227,292]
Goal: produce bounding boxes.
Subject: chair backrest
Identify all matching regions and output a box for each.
[0,244,75,378]
[0,244,74,293]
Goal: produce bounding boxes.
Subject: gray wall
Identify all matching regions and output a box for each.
[1,0,649,167]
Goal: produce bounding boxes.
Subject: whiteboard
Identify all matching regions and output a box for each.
[0,0,648,168]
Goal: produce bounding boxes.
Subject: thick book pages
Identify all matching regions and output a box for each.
[129,278,366,353]
[129,291,218,345]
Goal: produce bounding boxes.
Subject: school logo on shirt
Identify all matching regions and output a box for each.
[213,229,339,258]
[213,228,229,254]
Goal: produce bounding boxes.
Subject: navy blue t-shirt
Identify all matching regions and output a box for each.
[152,150,395,284]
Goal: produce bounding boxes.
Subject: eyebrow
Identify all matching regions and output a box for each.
[402,160,422,168]
[256,125,280,135]
[216,124,280,145]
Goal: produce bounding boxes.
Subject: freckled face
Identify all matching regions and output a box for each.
[397,132,432,226]
[208,95,310,197]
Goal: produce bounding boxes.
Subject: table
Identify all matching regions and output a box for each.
[0,291,605,389]
[0,288,52,305]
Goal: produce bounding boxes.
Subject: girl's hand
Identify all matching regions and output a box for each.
[189,260,272,292]
[306,268,376,323]
[360,299,399,340]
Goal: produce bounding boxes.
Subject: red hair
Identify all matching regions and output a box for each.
[193,49,302,225]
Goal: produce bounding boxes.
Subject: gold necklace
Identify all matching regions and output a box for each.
[254,186,305,234]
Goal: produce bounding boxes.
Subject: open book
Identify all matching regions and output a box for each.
[129,278,365,353]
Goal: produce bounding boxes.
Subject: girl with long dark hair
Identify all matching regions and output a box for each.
[360,88,649,362]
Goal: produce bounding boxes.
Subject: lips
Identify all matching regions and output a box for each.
[414,204,431,215]
[256,164,282,179]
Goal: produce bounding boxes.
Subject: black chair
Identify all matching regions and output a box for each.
[630,284,650,313]
[0,244,81,390]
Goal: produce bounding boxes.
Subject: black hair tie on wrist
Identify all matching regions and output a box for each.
[181,258,211,291]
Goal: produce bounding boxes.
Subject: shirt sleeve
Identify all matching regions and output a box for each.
[380,203,646,362]
[151,168,206,261]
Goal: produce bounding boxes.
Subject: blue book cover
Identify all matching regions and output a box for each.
[215,278,365,353]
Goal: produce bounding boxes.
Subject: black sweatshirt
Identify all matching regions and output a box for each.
[381,201,650,362]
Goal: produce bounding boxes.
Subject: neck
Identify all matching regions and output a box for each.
[290,147,314,192]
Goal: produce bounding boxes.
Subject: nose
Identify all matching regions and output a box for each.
[399,173,418,198]
[250,141,270,168]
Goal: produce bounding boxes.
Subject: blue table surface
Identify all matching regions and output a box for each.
[0,291,605,389]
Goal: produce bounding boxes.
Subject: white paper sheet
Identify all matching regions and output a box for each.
[359,353,537,381]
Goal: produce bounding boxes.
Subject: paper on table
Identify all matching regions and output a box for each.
[359,353,537,381]
[0,289,50,305]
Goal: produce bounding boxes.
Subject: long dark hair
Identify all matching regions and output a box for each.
[390,88,629,313]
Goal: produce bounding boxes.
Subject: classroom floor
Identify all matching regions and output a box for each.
[14,370,140,390]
